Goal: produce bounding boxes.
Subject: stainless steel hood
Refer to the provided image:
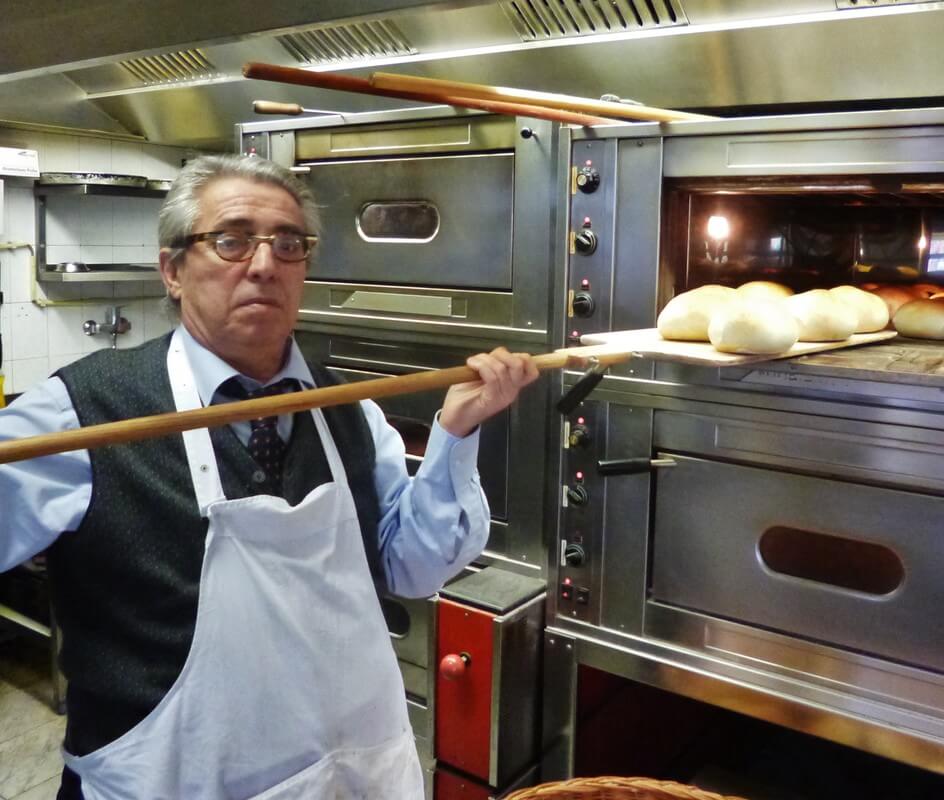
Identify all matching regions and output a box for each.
[1,1,944,150]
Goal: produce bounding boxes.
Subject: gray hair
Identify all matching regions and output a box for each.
[158,154,319,314]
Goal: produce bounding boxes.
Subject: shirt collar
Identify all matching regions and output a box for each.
[176,324,316,407]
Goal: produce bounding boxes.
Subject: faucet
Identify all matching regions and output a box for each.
[84,305,131,349]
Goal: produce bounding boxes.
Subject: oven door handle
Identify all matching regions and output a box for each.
[597,457,676,476]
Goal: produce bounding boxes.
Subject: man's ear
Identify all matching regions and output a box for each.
[159,248,183,300]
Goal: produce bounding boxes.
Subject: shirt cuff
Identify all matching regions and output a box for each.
[420,412,482,489]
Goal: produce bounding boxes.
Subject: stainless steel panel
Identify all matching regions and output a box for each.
[338,290,455,317]
[304,153,514,289]
[296,116,516,159]
[665,126,944,177]
[650,453,944,672]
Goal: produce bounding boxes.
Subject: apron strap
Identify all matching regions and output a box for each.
[167,329,225,515]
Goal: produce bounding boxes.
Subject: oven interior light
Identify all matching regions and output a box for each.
[707,214,730,240]
[918,234,928,251]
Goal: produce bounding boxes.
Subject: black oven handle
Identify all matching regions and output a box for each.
[597,457,676,476]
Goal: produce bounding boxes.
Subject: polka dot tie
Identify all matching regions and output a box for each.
[241,379,297,485]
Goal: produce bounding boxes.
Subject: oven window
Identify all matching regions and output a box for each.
[664,178,944,292]
[357,201,440,243]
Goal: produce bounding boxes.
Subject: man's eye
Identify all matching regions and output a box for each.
[217,235,247,251]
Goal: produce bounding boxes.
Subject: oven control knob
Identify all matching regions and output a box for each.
[568,423,591,448]
[574,230,598,255]
[572,292,595,318]
[576,166,600,193]
[566,484,589,506]
[564,543,586,567]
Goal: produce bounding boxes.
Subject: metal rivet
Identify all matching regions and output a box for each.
[199,464,209,473]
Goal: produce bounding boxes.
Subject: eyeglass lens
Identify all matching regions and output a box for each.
[215,233,310,262]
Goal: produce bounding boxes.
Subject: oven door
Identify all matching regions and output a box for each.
[294,329,549,570]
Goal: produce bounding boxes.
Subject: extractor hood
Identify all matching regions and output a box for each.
[1,0,943,150]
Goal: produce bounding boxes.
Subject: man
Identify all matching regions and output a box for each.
[0,154,539,799]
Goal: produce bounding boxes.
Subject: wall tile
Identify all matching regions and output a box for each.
[142,145,182,179]
[46,305,86,357]
[40,134,80,173]
[44,244,81,266]
[144,298,175,340]
[7,303,47,359]
[6,188,36,246]
[9,356,50,394]
[44,197,81,246]
[111,141,144,176]
[79,245,113,265]
[79,196,114,245]
[2,359,13,391]
[77,137,112,174]
[2,248,35,304]
[80,282,113,301]
[48,352,84,373]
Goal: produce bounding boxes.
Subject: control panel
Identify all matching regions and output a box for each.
[566,140,614,347]
[558,402,605,623]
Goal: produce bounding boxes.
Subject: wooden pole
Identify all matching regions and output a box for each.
[368,71,714,123]
[243,63,615,126]
[0,348,633,465]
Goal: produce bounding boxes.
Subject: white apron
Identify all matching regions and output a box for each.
[63,329,424,800]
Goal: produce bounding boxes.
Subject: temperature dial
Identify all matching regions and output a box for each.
[568,423,591,448]
[564,543,586,567]
[576,166,600,193]
[574,230,598,255]
[566,484,589,507]
[572,292,595,318]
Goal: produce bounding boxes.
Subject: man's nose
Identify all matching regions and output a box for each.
[246,240,279,275]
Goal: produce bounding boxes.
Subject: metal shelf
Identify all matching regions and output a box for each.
[39,264,162,282]
[34,182,167,199]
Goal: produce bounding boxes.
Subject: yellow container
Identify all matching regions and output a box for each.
[0,373,5,408]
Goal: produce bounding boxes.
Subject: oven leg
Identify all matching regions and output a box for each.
[540,630,578,782]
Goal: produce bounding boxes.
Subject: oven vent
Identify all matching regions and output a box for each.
[500,0,687,40]
[277,20,416,65]
[119,49,219,86]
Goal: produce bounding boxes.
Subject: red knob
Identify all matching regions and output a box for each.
[439,652,470,680]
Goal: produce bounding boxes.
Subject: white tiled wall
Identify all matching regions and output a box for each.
[0,129,202,396]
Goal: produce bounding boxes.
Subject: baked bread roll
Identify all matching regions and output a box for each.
[736,281,794,301]
[657,285,737,341]
[828,285,889,333]
[870,286,916,321]
[708,300,800,355]
[892,298,944,339]
[785,290,856,341]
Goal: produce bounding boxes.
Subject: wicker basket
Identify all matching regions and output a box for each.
[503,776,749,800]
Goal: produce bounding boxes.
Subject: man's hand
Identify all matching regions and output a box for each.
[439,347,540,438]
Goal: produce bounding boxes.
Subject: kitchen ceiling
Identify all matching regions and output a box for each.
[1,0,943,150]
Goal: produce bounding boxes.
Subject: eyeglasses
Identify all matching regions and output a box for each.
[180,231,319,263]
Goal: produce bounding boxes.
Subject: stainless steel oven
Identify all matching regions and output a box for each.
[543,108,944,784]
[239,107,559,346]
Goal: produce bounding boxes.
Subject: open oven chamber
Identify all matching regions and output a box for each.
[543,110,944,783]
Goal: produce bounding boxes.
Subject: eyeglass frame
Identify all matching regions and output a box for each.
[175,230,319,263]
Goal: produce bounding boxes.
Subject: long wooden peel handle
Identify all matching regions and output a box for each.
[253,100,305,115]
[370,72,714,123]
[0,348,632,466]
[242,62,612,126]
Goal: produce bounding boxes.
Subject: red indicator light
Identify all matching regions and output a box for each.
[585,159,592,166]
[563,577,572,585]
[575,471,584,481]
[580,278,590,288]
[577,417,585,424]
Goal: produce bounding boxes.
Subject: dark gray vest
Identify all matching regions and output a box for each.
[49,333,382,756]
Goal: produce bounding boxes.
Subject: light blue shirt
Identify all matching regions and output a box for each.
[0,327,489,598]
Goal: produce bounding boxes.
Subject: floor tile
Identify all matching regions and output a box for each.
[0,686,60,746]
[0,718,66,799]
[11,774,61,800]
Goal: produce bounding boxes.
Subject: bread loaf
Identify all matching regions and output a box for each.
[736,281,794,301]
[708,300,800,354]
[870,286,916,321]
[828,285,889,333]
[892,298,944,339]
[785,290,856,341]
[657,285,737,341]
